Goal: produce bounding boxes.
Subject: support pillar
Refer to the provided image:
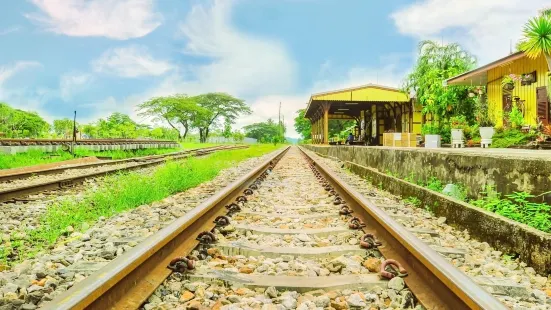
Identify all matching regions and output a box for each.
[310,120,314,143]
[321,102,330,144]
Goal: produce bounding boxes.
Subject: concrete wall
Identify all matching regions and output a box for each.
[304,145,551,203]
[341,159,551,274]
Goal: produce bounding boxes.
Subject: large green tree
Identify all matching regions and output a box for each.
[139,94,208,140]
[243,119,281,143]
[0,103,49,138]
[403,40,477,126]
[193,93,251,143]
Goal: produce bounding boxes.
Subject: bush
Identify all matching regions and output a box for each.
[491,129,536,148]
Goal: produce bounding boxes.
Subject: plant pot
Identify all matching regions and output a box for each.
[451,129,464,141]
[425,134,441,148]
[480,127,495,147]
[503,83,515,91]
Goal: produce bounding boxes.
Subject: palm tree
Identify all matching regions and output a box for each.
[519,11,551,71]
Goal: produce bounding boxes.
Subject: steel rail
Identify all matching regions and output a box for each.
[0,145,248,203]
[0,145,241,182]
[42,146,290,310]
[299,147,507,310]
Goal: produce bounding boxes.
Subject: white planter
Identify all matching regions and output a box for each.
[425,134,441,148]
[480,127,495,148]
[451,129,464,141]
[451,129,464,148]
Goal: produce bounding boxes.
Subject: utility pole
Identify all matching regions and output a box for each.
[278,102,282,142]
[71,110,77,156]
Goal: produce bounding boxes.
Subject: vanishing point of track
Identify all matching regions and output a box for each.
[0,145,246,203]
[42,146,507,310]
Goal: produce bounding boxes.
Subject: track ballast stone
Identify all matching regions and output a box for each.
[145,147,419,310]
[304,148,551,310]
[0,150,280,310]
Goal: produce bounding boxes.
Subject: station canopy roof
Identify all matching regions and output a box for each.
[444,51,525,86]
[305,84,410,118]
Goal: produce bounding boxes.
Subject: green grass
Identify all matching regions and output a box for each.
[0,143,230,170]
[0,144,280,265]
[0,149,77,170]
[471,187,551,233]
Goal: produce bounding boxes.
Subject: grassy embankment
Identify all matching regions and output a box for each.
[0,143,223,170]
[0,144,281,266]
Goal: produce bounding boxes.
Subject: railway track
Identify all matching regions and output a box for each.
[0,145,246,203]
[42,146,507,310]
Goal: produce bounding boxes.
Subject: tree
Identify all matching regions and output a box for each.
[222,118,232,139]
[53,118,75,138]
[518,9,551,91]
[243,119,280,143]
[193,93,251,143]
[232,130,245,143]
[403,40,477,126]
[139,94,208,140]
[294,109,311,140]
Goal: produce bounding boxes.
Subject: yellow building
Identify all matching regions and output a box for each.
[445,51,550,127]
[305,84,422,145]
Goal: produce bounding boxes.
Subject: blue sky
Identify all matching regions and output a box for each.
[0,0,547,138]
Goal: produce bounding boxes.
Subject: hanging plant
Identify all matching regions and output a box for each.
[501,74,520,89]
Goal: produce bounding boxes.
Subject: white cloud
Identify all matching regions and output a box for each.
[25,0,162,40]
[92,45,174,78]
[178,0,297,97]
[60,72,93,101]
[0,26,20,36]
[74,1,405,139]
[391,0,549,64]
[0,62,42,86]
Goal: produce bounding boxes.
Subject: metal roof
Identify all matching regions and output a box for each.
[444,51,526,86]
[305,84,409,118]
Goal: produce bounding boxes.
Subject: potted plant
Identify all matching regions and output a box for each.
[422,123,441,148]
[475,95,496,147]
[521,71,537,85]
[501,74,520,90]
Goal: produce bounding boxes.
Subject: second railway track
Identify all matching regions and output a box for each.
[0,145,246,203]
[43,146,508,310]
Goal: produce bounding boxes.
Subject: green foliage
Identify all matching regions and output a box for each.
[403,41,477,125]
[450,115,467,128]
[294,109,311,140]
[518,15,551,60]
[139,94,206,140]
[0,150,76,169]
[0,147,185,170]
[425,176,444,192]
[53,118,76,138]
[475,94,495,127]
[403,197,421,207]
[507,106,525,129]
[14,145,279,262]
[243,119,285,143]
[471,187,551,232]
[232,130,245,143]
[193,93,252,143]
[491,129,535,148]
[0,103,50,138]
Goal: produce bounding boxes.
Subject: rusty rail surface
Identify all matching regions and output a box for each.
[41,146,290,310]
[0,145,248,203]
[298,147,506,310]
[0,145,242,182]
